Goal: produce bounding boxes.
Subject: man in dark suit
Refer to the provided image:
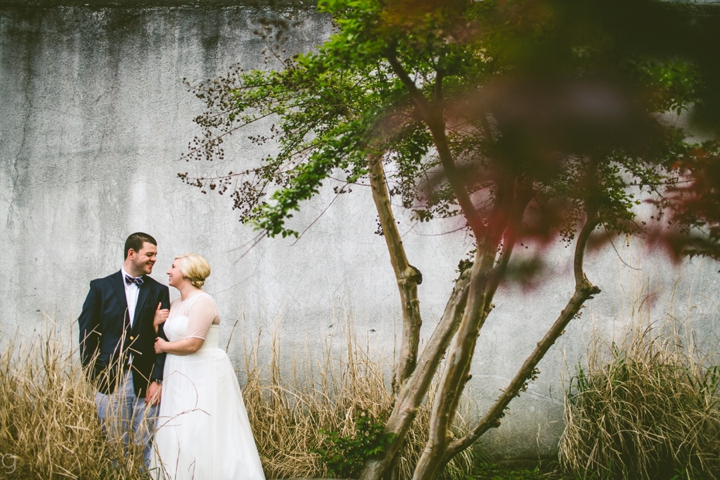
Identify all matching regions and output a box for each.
[79,232,170,462]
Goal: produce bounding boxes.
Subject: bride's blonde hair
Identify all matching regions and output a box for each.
[175,253,211,288]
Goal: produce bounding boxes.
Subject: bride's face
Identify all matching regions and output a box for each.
[167,261,185,288]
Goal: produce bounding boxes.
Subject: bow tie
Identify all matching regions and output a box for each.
[125,275,144,287]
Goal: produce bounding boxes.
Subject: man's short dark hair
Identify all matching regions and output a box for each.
[124,232,157,259]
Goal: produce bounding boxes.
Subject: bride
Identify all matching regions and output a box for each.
[149,253,265,480]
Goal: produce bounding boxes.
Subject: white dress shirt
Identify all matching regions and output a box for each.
[121,267,141,328]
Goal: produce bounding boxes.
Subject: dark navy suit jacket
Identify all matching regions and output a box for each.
[78,270,170,397]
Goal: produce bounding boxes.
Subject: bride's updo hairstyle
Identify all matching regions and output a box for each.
[175,253,211,288]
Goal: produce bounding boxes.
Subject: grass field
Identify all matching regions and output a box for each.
[2,307,719,479]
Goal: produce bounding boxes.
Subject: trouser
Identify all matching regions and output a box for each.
[95,369,158,466]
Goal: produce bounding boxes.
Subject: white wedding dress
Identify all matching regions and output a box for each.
[149,293,265,480]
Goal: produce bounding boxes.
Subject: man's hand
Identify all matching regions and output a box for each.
[153,302,170,333]
[154,337,168,354]
[146,381,162,406]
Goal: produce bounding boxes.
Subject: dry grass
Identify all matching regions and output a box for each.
[241,321,475,479]
[0,318,475,479]
[0,323,147,479]
[559,317,720,480]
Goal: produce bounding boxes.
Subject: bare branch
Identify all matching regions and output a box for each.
[441,211,601,466]
[384,47,484,239]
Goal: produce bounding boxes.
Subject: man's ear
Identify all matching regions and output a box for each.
[127,248,136,260]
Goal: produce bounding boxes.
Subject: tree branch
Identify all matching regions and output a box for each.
[440,211,601,466]
[368,153,423,392]
[411,176,525,480]
[384,47,484,239]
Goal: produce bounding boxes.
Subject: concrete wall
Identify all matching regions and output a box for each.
[2,2,719,459]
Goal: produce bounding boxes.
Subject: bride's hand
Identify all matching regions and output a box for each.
[154,337,168,354]
[154,302,170,331]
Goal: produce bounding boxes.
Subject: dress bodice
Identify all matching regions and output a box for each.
[164,315,220,350]
[163,292,221,350]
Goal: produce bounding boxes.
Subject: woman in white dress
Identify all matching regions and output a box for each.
[149,253,265,480]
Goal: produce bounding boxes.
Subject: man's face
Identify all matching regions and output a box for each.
[128,242,158,276]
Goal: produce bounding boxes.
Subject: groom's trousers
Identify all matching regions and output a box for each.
[95,369,158,466]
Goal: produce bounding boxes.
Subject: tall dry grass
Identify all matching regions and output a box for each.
[241,321,475,479]
[559,316,720,479]
[0,323,147,479]
[0,318,475,479]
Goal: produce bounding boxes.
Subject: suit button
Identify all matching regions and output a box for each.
[129,336,135,341]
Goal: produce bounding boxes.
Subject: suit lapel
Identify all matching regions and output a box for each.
[133,279,150,331]
[111,271,130,330]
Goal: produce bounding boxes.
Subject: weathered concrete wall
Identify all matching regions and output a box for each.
[2,2,719,460]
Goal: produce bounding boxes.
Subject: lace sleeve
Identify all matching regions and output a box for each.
[186,294,219,340]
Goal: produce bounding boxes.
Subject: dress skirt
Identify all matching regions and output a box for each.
[150,326,265,480]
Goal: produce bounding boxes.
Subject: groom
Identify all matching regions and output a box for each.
[78,232,170,461]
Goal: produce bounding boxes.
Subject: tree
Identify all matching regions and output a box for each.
[179,0,717,478]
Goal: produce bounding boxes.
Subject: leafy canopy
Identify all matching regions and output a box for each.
[182,0,711,250]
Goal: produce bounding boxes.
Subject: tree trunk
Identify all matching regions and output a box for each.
[411,232,505,479]
[412,212,601,480]
[367,153,423,393]
[359,269,472,480]
[411,176,529,480]
[380,46,604,480]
